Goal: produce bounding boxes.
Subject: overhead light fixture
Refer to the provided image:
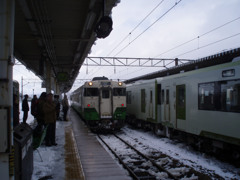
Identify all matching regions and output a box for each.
[95,16,113,38]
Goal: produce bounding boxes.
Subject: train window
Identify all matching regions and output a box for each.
[150,90,153,103]
[141,89,146,113]
[161,90,164,104]
[127,91,131,104]
[198,83,215,110]
[84,88,98,96]
[166,89,169,105]
[102,89,110,98]
[220,79,240,112]
[198,79,240,113]
[113,88,126,96]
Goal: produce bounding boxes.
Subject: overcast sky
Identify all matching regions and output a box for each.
[14,0,240,95]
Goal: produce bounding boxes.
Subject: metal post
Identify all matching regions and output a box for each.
[175,58,178,66]
[0,0,15,179]
[46,61,51,93]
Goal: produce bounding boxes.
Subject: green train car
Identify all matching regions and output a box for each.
[127,56,240,158]
[71,77,126,130]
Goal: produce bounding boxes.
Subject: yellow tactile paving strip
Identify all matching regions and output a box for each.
[65,126,85,180]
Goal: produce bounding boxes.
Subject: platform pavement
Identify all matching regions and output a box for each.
[68,108,131,180]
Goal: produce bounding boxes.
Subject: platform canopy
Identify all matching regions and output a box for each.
[14,0,119,93]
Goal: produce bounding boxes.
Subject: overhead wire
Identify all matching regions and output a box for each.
[85,0,168,80]
[174,32,240,58]
[106,0,165,57]
[154,16,240,57]
[115,17,240,77]
[107,0,183,78]
[114,0,183,57]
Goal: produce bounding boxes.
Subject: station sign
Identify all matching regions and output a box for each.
[57,72,69,82]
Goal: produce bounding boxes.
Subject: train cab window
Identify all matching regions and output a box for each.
[102,89,110,98]
[198,79,240,113]
[84,88,98,96]
[113,88,126,96]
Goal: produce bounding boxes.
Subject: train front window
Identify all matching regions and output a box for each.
[113,88,126,96]
[84,88,98,96]
[102,89,110,98]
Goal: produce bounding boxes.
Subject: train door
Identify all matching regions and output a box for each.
[164,88,170,121]
[100,88,112,118]
[176,85,186,126]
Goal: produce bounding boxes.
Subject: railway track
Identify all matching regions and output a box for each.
[98,133,225,180]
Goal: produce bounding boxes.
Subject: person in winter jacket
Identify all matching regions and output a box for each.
[36,92,47,125]
[54,95,60,120]
[22,94,29,123]
[31,95,38,119]
[62,94,69,121]
[43,93,57,146]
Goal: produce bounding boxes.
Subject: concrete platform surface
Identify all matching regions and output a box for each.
[69,108,131,180]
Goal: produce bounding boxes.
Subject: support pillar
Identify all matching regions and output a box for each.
[45,61,52,93]
[54,79,60,95]
[0,0,15,179]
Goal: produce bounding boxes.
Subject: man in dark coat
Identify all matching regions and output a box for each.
[43,93,57,146]
[31,95,38,119]
[22,94,29,123]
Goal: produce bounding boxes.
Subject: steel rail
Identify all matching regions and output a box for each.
[97,134,139,180]
[113,134,177,180]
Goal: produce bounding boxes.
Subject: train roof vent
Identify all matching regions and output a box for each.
[232,56,240,62]
[92,76,109,81]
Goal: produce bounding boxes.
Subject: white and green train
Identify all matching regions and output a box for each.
[71,77,126,130]
[126,56,240,157]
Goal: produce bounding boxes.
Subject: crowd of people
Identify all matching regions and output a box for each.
[15,93,69,147]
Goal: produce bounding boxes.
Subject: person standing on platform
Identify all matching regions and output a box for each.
[62,94,69,121]
[31,95,38,119]
[54,95,60,120]
[22,94,29,123]
[43,93,57,146]
[36,92,47,126]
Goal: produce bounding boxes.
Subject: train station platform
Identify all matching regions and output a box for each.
[69,108,131,180]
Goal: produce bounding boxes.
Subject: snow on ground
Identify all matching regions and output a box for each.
[18,102,240,179]
[19,102,70,180]
[31,121,71,180]
[116,126,240,179]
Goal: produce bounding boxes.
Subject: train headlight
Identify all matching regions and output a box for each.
[118,82,122,86]
[88,82,93,86]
